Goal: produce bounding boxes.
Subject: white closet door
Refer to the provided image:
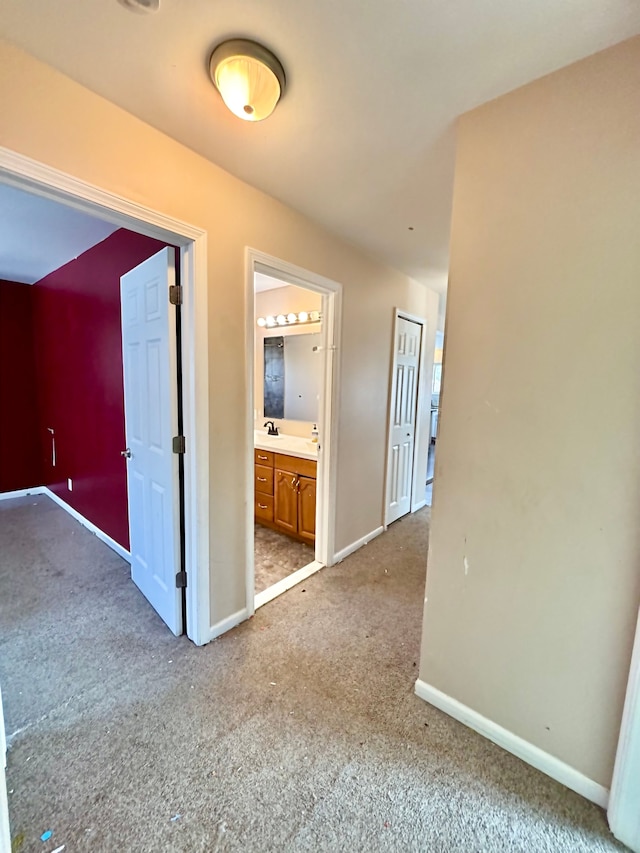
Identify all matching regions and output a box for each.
[386,316,422,525]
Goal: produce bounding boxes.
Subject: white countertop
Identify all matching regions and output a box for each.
[254,430,318,461]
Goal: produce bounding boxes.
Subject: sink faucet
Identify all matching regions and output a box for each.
[264,420,279,436]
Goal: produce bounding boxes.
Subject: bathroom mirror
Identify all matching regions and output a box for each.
[264,333,321,422]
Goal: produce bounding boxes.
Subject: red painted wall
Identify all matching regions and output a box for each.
[33,229,170,550]
[0,280,41,491]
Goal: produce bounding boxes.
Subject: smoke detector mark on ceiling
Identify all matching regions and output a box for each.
[117,0,160,13]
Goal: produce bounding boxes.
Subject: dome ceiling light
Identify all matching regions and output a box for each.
[209,39,286,122]
[117,0,160,13]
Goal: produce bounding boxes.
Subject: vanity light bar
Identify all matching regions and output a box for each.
[257,310,322,328]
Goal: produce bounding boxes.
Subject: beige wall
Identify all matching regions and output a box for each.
[419,36,640,787]
[254,285,322,439]
[0,41,439,628]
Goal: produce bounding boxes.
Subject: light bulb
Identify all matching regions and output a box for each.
[276,314,287,325]
[287,313,297,324]
[298,311,308,323]
[265,315,276,327]
[310,311,321,322]
[257,317,266,327]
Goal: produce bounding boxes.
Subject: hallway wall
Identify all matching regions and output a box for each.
[0,40,439,632]
[419,36,640,789]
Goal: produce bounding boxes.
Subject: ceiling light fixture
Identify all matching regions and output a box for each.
[209,39,286,122]
[117,0,159,13]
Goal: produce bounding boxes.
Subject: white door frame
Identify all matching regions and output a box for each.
[244,248,342,616]
[384,308,428,528]
[608,607,640,850]
[0,146,211,646]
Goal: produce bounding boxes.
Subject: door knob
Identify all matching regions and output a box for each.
[121,448,132,458]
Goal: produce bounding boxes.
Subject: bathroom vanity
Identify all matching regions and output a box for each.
[254,432,318,544]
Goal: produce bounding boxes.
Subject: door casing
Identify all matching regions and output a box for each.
[608,606,640,850]
[245,248,342,616]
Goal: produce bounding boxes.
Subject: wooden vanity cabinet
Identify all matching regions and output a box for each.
[254,449,317,543]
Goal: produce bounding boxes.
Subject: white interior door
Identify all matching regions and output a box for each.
[120,248,182,635]
[386,315,422,525]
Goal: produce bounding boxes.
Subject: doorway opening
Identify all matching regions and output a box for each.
[0,148,210,644]
[245,249,341,612]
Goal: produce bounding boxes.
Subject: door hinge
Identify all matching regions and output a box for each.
[175,571,187,589]
[172,435,186,454]
[169,284,183,305]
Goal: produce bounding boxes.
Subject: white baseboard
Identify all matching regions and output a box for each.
[0,486,46,501]
[207,607,249,642]
[41,488,131,563]
[255,559,324,610]
[414,679,609,809]
[333,526,384,564]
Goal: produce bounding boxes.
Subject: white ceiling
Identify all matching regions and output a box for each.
[1,1,638,293]
[254,272,288,293]
[0,184,118,284]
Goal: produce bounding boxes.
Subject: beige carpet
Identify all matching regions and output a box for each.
[254,523,315,593]
[0,495,625,852]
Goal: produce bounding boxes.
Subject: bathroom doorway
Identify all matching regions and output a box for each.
[245,250,341,612]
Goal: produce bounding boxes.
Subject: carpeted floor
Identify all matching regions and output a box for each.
[0,495,626,853]
[254,523,315,593]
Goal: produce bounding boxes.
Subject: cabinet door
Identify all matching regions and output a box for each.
[297,476,316,544]
[274,469,298,535]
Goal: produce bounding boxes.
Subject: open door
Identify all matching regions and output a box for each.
[385,314,422,525]
[120,248,183,636]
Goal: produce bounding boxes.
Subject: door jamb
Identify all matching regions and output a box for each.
[244,248,342,617]
[608,606,640,849]
[384,308,427,528]
[0,146,211,646]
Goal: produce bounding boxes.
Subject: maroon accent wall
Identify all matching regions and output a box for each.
[33,229,170,550]
[0,279,41,492]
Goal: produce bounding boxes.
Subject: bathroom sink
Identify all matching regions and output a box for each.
[254,430,318,460]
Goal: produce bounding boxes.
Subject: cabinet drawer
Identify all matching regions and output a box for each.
[255,464,274,495]
[255,493,274,522]
[274,453,317,479]
[254,449,274,467]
